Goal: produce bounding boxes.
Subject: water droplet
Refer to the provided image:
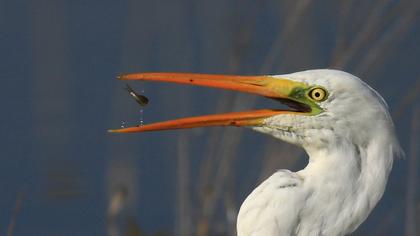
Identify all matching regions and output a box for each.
[120,121,126,128]
[139,109,144,126]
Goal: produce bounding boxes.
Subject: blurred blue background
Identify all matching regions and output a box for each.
[1,0,419,235]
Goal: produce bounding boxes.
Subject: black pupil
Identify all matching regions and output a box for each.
[314,91,320,97]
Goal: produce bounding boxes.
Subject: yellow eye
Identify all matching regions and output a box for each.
[308,87,327,101]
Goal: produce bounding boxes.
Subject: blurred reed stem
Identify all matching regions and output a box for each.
[176,133,192,236]
[404,106,419,236]
[330,0,392,70]
[355,1,420,78]
[393,79,420,121]
[6,190,26,236]
[260,0,314,74]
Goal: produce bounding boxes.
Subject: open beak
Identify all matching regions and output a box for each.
[109,73,308,133]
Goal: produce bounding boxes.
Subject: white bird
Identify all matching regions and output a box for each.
[110,69,402,236]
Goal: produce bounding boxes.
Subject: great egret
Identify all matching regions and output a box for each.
[110,69,402,236]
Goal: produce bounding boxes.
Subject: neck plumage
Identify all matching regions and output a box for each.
[298,132,395,233]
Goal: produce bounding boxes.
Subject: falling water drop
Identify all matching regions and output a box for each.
[120,121,126,128]
[139,109,144,126]
[138,87,145,126]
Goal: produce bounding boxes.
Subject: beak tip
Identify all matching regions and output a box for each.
[117,74,132,80]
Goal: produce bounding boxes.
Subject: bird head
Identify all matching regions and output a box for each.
[110,69,401,157]
[252,69,401,155]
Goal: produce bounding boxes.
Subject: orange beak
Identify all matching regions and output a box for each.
[109,73,306,133]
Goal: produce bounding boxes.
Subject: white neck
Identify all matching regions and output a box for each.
[297,135,394,234]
